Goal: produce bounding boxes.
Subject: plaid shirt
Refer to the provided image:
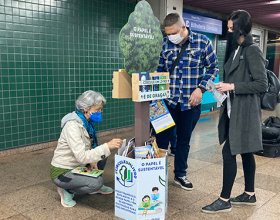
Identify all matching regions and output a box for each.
[157,29,218,111]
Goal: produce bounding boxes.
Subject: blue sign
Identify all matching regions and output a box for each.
[183,12,222,35]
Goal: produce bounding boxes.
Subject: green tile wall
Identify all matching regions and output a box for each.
[217,39,227,82]
[0,0,135,150]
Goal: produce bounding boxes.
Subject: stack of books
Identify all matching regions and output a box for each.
[117,136,162,160]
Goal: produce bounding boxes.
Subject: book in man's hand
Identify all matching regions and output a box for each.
[71,167,104,178]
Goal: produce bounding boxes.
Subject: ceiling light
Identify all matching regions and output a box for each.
[270,1,280,3]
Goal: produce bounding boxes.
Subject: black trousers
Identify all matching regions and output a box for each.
[220,136,256,199]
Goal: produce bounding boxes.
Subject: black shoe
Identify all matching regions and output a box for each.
[174,176,193,190]
[202,198,232,213]
[230,192,256,205]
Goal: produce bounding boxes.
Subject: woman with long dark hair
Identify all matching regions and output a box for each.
[201,10,268,213]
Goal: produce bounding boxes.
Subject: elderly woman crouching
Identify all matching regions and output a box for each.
[50,90,123,207]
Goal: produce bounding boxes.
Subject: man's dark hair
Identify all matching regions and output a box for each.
[163,13,181,28]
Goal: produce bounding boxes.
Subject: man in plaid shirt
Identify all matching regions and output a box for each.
[156,13,218,190]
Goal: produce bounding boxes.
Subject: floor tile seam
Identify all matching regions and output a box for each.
[189,146,222,154]
[255,159,275,169]
[18,197,108,217]
[189,157,222,168]
[249,192,279,215]
[192,131,218,137]
[188,145,220,154]
[254,171,280,183]
[0,201,22,218]
[9,178,55,191]
[0,181,57,206]
[165,209,183,219]
[167,188,217,208]
[168,189,221,216]
[8,213,33,220]
[8,199,57,215]
[185,162,220,175]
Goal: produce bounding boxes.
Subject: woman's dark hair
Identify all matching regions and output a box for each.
[229,10,252,36]
[224,10,252,64]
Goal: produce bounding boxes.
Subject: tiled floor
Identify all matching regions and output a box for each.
[0,110,279,220]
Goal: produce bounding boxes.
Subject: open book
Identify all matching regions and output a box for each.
[71,167,104,178]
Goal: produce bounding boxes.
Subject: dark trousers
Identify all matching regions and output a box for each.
[54,158,108,194]
[170,126,177,153]
[155,101,201,177]
[220,137,256,199]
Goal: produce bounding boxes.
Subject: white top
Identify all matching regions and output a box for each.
[227,49,239,118]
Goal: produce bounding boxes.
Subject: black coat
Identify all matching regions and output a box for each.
[218,34,268,155]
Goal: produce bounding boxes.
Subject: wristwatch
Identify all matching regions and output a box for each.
[198,85,207,93]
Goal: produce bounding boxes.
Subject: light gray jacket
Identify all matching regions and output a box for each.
[51,112,111,169]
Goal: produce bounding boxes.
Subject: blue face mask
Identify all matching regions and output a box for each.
[89,111,102,123]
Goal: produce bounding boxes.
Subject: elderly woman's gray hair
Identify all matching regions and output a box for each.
[75,90,106,113]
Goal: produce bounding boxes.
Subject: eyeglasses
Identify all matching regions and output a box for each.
[91,109,102,113]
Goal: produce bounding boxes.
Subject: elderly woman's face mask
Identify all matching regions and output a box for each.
[86,103,103,123]
[89,111,102,123]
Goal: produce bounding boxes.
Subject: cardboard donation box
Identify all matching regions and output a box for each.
[115,149,168,220]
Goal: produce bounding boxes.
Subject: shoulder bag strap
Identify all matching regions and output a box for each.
[169,40,190,75]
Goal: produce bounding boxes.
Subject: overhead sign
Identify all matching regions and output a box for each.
[183,12,222,35]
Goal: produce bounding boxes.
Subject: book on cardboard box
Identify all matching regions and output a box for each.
[135,145,152,159]
[152,139,160,158]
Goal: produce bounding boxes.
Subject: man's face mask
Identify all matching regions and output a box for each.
[168,27,184,44]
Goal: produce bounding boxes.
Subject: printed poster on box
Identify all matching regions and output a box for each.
[115,154,168,220]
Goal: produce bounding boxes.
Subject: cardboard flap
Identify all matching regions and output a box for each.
[112,71,132,99]
[159,149,167,158]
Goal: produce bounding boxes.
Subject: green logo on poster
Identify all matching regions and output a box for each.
[115,160,137,187]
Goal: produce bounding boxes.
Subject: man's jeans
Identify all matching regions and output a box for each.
[170,125,177,154]
[156,101,201,177]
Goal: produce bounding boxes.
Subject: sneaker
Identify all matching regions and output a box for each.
[202,198,232,213]
[57,187,76,208]
[89,185,114,195]
[174,176,193,190]
[168,152,175,157]
[230,192,256,205]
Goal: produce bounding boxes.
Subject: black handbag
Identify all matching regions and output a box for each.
[245,47,280,111]
[259,69,280,110]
